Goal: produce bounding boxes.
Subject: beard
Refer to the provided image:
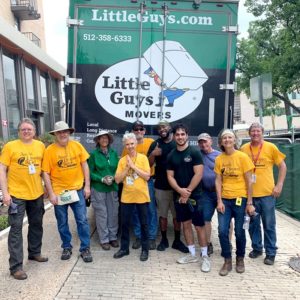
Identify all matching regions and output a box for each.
[160,128,172,141]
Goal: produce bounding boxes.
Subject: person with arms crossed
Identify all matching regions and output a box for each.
[0,118,48,280]
[42,121,93,263]
[241,122,286,265]
[167,123,210,272]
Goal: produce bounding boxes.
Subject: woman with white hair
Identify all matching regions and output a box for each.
[113,132,151,262]
[214,129,255,276]
[88,130,119,251]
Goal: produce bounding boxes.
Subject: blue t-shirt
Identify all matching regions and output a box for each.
[201,149,221,190]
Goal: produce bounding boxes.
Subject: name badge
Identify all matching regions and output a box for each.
[236,197,242,206]
[28,164,36,175]
[251,174,256,183]
[126,176,134,186]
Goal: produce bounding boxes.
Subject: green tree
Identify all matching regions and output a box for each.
[237,0,300,128]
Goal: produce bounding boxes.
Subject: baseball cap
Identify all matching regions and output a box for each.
[132,120,144,130]
[197,133,211,141]
[157,119,170,127]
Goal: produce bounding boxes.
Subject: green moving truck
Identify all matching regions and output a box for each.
[66,0,239,150]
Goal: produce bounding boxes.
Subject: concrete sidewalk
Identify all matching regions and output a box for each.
[0,206,300,300]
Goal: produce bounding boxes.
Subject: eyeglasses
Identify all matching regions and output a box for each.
[133,128,144,132]
[20,128,33,132]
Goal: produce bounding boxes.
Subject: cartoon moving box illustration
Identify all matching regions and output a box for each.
[143,40,208,91]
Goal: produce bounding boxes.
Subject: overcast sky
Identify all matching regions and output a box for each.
[43,0,255,68]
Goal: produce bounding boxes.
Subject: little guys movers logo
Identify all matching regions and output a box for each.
[95,40,208,125]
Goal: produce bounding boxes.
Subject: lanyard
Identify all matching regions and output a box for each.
[250,142,263,173]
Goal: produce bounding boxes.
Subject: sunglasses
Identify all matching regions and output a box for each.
[134,127,145,131]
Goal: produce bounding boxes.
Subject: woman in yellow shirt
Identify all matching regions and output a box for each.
[113,132,150,262]
[214,129,255,276]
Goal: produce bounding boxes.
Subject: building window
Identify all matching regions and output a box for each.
[40,75,51,131]
[25,66,38,110]
[2,54,21,137]
[52,79,60,122]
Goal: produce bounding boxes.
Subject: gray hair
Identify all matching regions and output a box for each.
[248,122,264,134]
[17,118,36,131]
[217,129,240,152]
[122,132,137,145]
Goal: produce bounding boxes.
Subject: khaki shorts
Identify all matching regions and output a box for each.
[155,188,176,219]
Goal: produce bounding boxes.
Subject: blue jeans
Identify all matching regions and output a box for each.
[218,198,247,258]
[249,196,277,256]
[132,178,158,240]
[199,191,217,222]
[54,189,90,252]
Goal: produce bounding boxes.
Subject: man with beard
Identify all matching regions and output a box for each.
[148,120,188,253]
[166,123,210,272]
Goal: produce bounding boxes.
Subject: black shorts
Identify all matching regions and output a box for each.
[174,196,205,227]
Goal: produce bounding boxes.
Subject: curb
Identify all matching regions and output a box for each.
[0,202,53,241]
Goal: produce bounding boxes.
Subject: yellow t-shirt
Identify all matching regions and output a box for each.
[116,153,150,204]
[214,150,254,199]
[121,137,155,176]
[241,141,286,197]
[42,140,89,194]
[0,139,45,200]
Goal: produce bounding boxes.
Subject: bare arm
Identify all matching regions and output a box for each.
[0,163,11,206]
[42,172,58,205]
[167,169,191,203]
[244,171,255,215]
[215,173,224,214]
[115,164,130,184]
[272,160,287,198]
[148,143,161,167]
[187,164,203,193]
[81,161,90,199]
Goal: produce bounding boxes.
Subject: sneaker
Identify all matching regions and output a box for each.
[264,255,275,265]
[207,242,213,256]
[61,248,72,260]
[157,239,169,251]
[201,256,211,272]
[81,248,93,263]
[177,254,199,264]
[172,240,189,253]
[149,239,156,250]
[249,249,263,259]
[132,238,141,249]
